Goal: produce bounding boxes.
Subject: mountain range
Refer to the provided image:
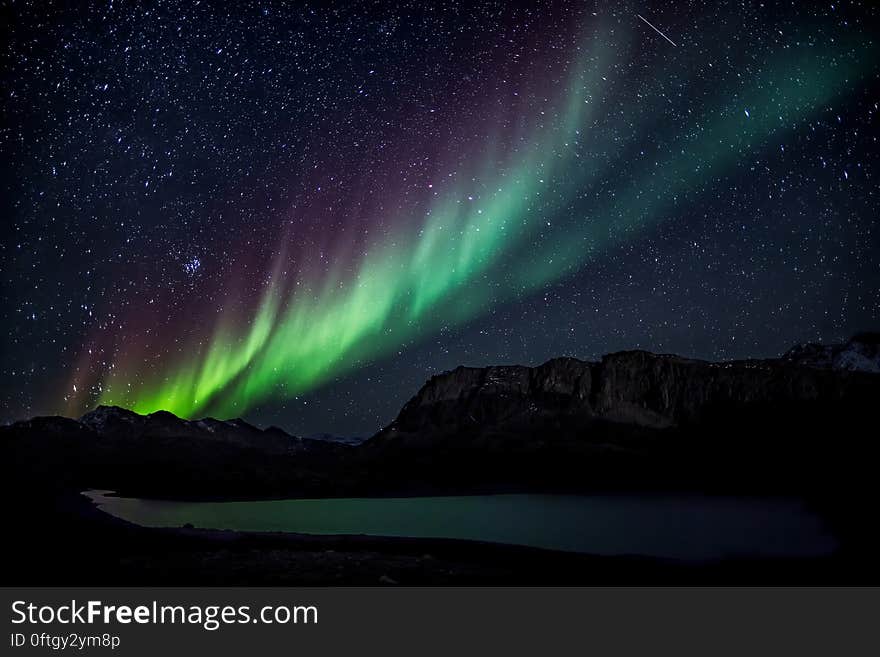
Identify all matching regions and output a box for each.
[3,333,879,500]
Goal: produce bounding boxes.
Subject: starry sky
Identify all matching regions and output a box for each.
[2,1,878,436]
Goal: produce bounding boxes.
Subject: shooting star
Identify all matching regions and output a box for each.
[637,13,677,47]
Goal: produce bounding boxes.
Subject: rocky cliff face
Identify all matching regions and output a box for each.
[373,340,880,449]
[357,338,879,497]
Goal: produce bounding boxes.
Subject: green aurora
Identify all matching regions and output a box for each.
[92,29,873,420]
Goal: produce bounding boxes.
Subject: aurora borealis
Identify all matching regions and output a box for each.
[3,2,879,434]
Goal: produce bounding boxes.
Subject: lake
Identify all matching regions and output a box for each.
[84,490,838,561]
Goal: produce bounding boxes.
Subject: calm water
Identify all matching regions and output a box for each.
[85,490,837,561]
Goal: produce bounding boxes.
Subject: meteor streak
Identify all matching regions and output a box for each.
[637,13,677,47]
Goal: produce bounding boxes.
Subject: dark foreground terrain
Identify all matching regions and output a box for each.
[3,334,880,584]
[4,490,869,586]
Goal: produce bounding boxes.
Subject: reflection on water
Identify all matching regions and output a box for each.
[85,490,838,561]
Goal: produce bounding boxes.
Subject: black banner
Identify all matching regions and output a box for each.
[2,587,877,656]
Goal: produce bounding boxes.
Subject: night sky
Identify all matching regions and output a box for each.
[2,1,878,437]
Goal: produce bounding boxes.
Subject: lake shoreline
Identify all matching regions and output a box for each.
[84,489,839,561]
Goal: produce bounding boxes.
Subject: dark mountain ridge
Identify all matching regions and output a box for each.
[373,344,879,447]
[782,332,880,373]
[79,404,309,455]
[3,334,879,500]
[3,404,351,499]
